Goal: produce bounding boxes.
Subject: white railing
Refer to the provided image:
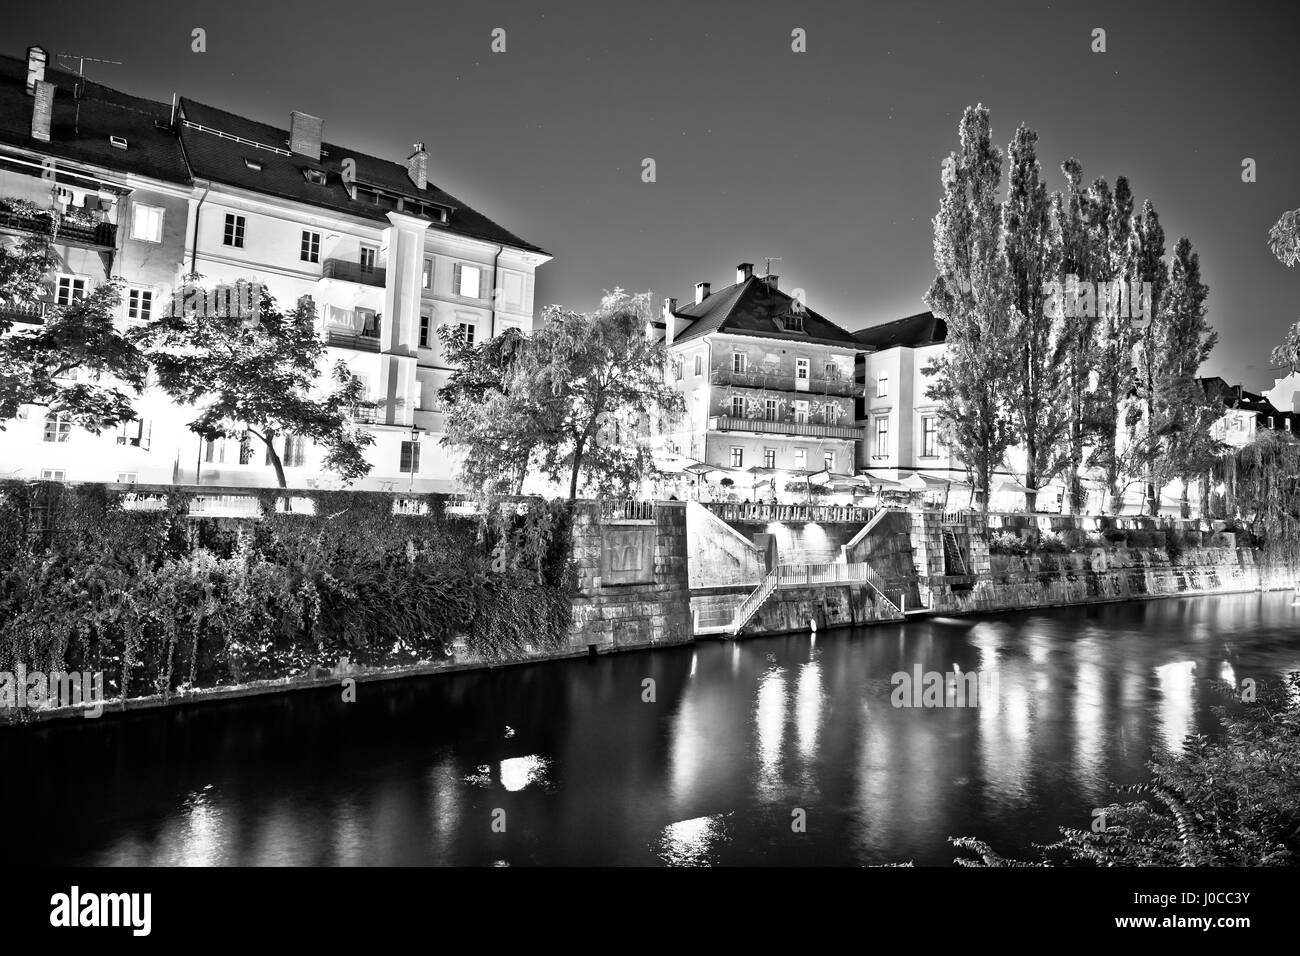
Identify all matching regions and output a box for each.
[730,561,905,635]
[730,567,780,635]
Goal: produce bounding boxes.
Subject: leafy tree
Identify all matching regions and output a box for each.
[438,326,546,496]
[136,279,373,488]
[1126,200,1171,513]
[0,234,146,431]
[1002,125,1068,511]
[924,105,1018,515]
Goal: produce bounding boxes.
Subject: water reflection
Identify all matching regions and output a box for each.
[6,591,1299,866]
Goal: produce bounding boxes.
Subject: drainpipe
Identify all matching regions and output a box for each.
[490,244,503,336]
[189,185,209,277]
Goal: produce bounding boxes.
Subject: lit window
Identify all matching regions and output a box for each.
[127,288,152,321]
[824,451,835,472]
[732,352,747,374]
[422,257,433,290]
[43,411,71,443]
[763,448,776,469]
[764,399,778,421]
[796,358,809,382]
[794,400,808,423]
[223,213,246,248]
[457,322,476,346]
[400,440,421,474]
[359,245,378,273]
[455,263,482,298]
[40,469,66,481]
[694,354,702,376]
[284,434,306,468]
[729,447,743,468]
[130,204,164,243]
[301,230,320,263]
[116,418,150,449]
[793,448,807,470]
[116,472,137,484]
[876,372,889,398]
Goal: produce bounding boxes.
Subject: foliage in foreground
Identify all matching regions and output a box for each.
[0,483,576,709]
[952,673,1300,866]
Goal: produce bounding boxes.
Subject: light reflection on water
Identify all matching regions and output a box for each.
[8,591,1300,866]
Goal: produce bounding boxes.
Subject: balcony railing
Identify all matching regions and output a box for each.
[708,415,864,441]
[320,258,386,287]
[0,300,48,325]
[326,329,382,352]
[709,367,863,397]
[0,209,116,249]
[703,501,875,524]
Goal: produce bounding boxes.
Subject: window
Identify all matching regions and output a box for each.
[303,168,328,186]
[794,400,808,423]
[763,448,776,469]
[922,415,939,457]
[116,472,137,484]
[284,434,306,468]
[56,276,87,306]
[673,359,683,381]
[500,272,524,310]
[422,257,433,290]
[729,447,744,468]
[43,411,71,443]
[116,418,151,450]
[130,204,164,243]
[796,358,809,385]
[223,213,246,248]
[454,263,482,298]
[400,440,421,474]
[204,438,224,464]
[421,378,443,412]
[825,362,838,378]
[732,352,747,374]
[359,245,378,274]
[238,434,254,465]
[824,451,835,472]
[40,469,66,481]
[730,396,745,418]
[419,314,431,348]
[127,288,152,321]
[874,416,890,457]
[876,372,889,398]
[694,354,702,376]
[358,309,379,337]
[457,321,476,346]
[300,230,320,263]
[793,448,807,470]
[764,398,778,421]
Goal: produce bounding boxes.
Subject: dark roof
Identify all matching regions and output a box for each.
[672,276,860,348]
[177,98,546,254]
[1198,376,1277,413]
[853,310,947,349]
[0,53,190,184]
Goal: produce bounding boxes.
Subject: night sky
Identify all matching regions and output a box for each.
[7,0,1300,390]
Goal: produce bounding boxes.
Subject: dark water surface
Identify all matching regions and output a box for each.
[7,591,1300,866]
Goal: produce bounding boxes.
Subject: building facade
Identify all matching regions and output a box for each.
[656,263,865,498]
[0,46,548,492]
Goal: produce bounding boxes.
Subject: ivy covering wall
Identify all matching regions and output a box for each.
[0,482,575,706]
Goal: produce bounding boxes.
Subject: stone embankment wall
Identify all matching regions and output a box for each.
[569,501,693,651]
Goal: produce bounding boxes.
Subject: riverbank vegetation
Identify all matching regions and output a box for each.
[0,482,576,710]
[952,672,1300,866]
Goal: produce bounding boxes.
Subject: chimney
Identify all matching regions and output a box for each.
[407,142,428,190]
[25,45,47,95]
[31,80,54,142]
[736,262,753,284]
[663,297,677,346]
[289,111,323,160]
[695,282,710,304]
[762,274,779,291]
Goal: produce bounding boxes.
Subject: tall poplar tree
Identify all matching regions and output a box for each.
[924,105,1017,515]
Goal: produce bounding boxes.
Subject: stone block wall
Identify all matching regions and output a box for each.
[569,501,692,651]
[744,584,901,636]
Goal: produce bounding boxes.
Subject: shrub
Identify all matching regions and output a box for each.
[988,531,1028,555]
[1129,529,1154,548]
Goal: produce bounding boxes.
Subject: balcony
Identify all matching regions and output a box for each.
[709,415,864,441]
[709,367,863,398]
[325,329,382,352]
[320,258,386,288]
[0,208,116,250]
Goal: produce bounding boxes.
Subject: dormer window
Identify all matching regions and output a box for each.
[776,310,805,332]
[109,136,128,150]
[303,168,327,185]
[243,157,263,171]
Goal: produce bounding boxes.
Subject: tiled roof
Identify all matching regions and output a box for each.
[672,276,860,348]
[853,310,947,349]
[0,53,189,184]
[177,98,546,254]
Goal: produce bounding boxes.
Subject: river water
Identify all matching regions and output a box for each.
[7,591,1299,866]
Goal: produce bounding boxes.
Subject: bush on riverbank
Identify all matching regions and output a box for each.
[952,672,1300,866]
[0,482,576,704]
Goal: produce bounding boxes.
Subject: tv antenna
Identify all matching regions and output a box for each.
[55,52,123,134]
